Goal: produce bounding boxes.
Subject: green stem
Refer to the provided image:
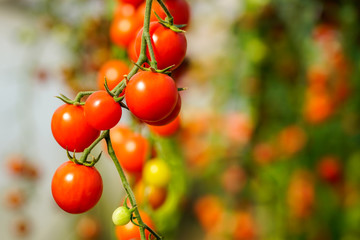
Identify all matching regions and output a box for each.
[142,0,158,69]
[156,0,174,25]
[105,134,148,240]
[79,130,109,164]
[74,91,94,103]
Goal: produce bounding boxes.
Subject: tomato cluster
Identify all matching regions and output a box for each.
[111,0,190,65]
[50,1,190,239]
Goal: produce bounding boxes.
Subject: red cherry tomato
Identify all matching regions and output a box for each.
[166,0,190,27]
[97,60,129,93]
[84,91,122,130]
[110,14,142,48]
[51,161,103,214]
[110,125,149,173]
[51,104,100,152]
[149,115,181,137]
[115,210,155,240]
[146,93,181,126]
[126,71,178,122]
[135,22,187,70]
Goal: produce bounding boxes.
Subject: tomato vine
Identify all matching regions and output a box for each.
[50,0,187,239]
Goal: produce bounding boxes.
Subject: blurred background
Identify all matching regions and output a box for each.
[1,0,360,239]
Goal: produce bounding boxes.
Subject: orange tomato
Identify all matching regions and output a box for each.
[287,170,314,218]
[277,125,307,156]
[194,195,224,232]
[97,60,129,91]
[110,14,142,48]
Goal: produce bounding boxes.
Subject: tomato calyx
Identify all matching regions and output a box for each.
[103,77,128,104]
[154,11,186,33]
[133,62,175,75]
[66,149,102,167]
[56,91,95,106]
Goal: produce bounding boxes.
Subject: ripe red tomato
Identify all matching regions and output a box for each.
[146,93,181,126]
[148,115,181,136]
[135,22,187,70]
[51,104,100,152]
[110,14,142,48]
[317,156,342,184]
[110,125,149,173]
[84,91,122,130]
[97,60,129,92]
[115,210,155,240]
[51,161,103,214]
[165,0,190,26]
[126,71,178,122]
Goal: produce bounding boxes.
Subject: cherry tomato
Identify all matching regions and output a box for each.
[134,181,167,210]
[110,14,142,48]
[51,104,100,152]
[126,71,178,122]
[165,0,190,27]
[143,158,171,188]
[115,210,155,240]
[148,115,181,137]
[84,91,122,130]
[146,93,181,126]
[112,206,132,226]
[110,125,149,173]
[317,156,342,184]
[97,60,129,92]
[135,22,187,70]
[51,161,103,214]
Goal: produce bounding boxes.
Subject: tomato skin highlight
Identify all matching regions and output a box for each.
[135,22,187,70]
[110,125,149,173]
[51,104,100,152]
[97,60,129,92]
[126,71,178,122]
[51,161,103,214]
[84,91,122,130]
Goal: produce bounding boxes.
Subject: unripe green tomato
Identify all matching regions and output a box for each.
[143,158,171,188]
[112,206,131,226]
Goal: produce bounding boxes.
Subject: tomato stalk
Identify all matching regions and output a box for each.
[156,0,174,25]
[105,133,162,240]
[142,0,158,70]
